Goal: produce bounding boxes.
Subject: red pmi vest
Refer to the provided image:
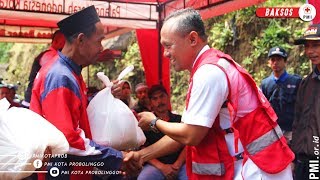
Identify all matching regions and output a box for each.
[185,49,294,180]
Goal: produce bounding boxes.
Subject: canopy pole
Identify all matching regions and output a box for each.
[87,65,90,87]
[157,5,163,85]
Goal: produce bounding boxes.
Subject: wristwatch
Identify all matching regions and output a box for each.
[150,117,160,133]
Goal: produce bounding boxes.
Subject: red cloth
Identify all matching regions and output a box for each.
[308,0,320,24]
[38,46,59,66]
[136,29,171,97]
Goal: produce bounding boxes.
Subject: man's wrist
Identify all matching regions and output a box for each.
[150,117,160,133]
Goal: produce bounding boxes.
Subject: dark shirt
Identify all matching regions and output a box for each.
[261,71,302,131]
[143,111,182,164]
[292,68,320,157]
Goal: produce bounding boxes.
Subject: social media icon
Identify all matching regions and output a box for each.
[33,159,42,169]
[50,167,59,177]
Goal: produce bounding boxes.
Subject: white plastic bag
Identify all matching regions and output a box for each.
[0,98,69,180]
[87,72,146,150]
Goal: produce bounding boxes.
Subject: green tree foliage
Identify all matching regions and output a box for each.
[0,43,14,64]
[209,22,233,50]
[3,43,47,95]
[115,41,145,86]
[170,70,189,113]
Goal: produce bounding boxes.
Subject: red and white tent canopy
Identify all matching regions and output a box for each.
[0,0,266,41]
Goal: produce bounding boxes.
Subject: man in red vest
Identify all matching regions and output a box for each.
[137,8,294,179]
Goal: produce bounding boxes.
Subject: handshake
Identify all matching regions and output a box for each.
[121,151,143,177]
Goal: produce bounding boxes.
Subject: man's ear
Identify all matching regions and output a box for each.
[76,33,85,45]
[189,31,198,46]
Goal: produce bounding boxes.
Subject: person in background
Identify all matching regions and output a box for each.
[138,84,187,180]
[30,6,142,180]
[22,30,65,108]
[261,46,301,145]
[133,82,150,113]
[8,84,21,107]
[135,8,293,179]
[120,80,137,108]
[0,83,20,107]
[292,24,320,180]
[0,84,10,101]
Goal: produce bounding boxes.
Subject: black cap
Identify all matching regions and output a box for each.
[268,47,288,58]
[57,5,100,37]
[294,24,320,45]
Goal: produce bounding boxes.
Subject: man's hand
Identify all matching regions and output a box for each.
[171,163,181,171]
[121,151,143,177]
[138,112,157,131]
[159,164,177,180]
[111,80,122,98]
[40,147,52,171]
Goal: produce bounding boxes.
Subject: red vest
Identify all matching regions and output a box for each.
[185,49,294,179]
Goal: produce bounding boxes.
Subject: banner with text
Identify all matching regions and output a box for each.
[0,0,158,30]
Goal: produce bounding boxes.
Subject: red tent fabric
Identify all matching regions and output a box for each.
[308,0,320,24]
[136,29,170,95]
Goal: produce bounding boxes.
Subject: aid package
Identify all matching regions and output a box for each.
[0,99,69,180]
[87,71,146,150]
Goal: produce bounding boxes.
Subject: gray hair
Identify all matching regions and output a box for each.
[164,8,207,41]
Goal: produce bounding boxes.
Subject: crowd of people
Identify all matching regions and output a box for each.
[0,5,319,180]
